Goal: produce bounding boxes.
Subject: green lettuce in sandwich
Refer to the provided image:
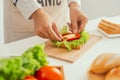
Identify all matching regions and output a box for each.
[52,25,89,50]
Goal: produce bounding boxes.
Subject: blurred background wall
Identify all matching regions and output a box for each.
[81,0,120,20]
[0,0,3,45]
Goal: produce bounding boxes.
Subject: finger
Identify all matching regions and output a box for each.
[67,22,72,28]
[47,26,62,41]
[46,31,54,40]
[40,29,52,40]
[35,29,46,38]
[67,22,72,32]
[37,33,46,38]
[52,23,63,39]
[39,32,47,38]
[78,19,88,33]
[71,20,78,33]
[78,23,85,33]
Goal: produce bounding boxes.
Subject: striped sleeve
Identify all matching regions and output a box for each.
[13,0,42,20]
[67,0,81,6]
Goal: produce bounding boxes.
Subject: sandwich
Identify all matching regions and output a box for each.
[52,25,89,50]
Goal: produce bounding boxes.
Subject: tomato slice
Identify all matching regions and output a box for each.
[62,33,80,41]
[35,66,63,80]
[25,75,38,80]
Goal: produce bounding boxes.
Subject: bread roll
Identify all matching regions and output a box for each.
[105,66,120,80]
[88,71,106,80]
[90,53,120,74]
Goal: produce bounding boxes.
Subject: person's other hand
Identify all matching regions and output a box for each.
[32,9,62,41]
[68,3,88,33]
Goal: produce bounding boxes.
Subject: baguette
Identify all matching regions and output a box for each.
[99,22,118,34]
[98,19,120,34]
[101,19,120,28]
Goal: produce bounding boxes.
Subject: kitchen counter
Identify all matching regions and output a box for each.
[0,16,120,80]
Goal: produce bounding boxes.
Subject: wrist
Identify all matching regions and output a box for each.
[31,8,45,20]
[69,2,79,9]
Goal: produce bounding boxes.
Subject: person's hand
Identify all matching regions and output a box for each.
[68,3,88,33]
[32,9,62,41]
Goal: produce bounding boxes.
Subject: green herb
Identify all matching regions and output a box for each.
[60,25,68,34]
[0,44,48,80]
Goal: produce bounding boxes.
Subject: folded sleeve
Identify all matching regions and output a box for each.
[13,0,42,20]
[67,0,81,6]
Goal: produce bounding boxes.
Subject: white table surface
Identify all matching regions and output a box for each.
[0,16,120,80]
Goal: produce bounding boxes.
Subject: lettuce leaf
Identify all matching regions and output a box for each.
[60,25,68,34]
[0,44,48,80]
[52,31,89,50]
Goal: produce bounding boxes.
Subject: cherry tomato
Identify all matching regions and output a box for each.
[25,75,38,80]
[35,66,63,80]
[62,33,80,41]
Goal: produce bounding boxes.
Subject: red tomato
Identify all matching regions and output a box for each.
[62,33,80,41]
[35,66,63,80]
[25,75,38,80]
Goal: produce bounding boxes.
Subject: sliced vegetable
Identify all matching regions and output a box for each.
[62,33,80,41]
[25,76,38,80]
[35,66,63,80]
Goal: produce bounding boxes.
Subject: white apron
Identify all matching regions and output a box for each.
[4,0,70,43]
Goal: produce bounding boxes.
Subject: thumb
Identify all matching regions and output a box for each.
[67,22,72,32]
[52,23,63,40]
[71,21,78,33]
[78,22,86,33]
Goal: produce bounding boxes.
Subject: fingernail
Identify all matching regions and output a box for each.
[60,35,63,38]
[73,30,77,33]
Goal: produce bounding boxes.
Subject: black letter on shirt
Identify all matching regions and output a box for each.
[56,0,61,5]
[48,0,52,6]
[53,0,55,6]
[37,0,44,6]
[45,0,47,6]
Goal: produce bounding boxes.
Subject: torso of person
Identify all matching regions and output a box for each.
[4,0,70,43]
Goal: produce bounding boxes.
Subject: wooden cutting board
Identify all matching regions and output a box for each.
[45,35,102,63]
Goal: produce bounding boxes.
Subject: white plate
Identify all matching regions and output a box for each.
[97,27,120,38]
